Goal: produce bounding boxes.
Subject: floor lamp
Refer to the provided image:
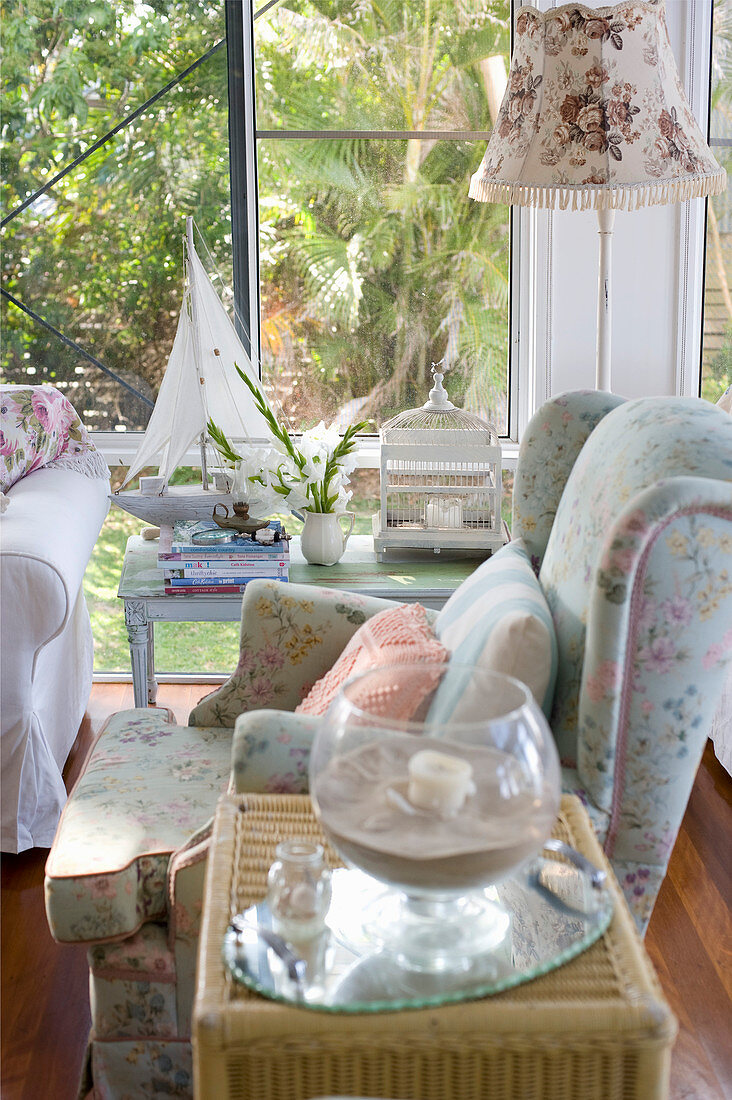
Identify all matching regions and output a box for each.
[469,0,725,392]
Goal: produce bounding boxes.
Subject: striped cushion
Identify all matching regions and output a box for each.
[430,539,558,722]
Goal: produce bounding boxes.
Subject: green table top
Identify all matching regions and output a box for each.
[118,534,484,602]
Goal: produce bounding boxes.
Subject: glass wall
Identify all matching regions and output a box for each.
[1,1,511,672]
[702,0,732,404]
[1,1,238,673]
[1,1,230,429]
[254,0,512,435]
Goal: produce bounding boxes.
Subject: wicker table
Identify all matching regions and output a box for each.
[193,794,676,1100]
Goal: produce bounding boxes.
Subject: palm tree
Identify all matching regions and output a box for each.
[254,0,511,429]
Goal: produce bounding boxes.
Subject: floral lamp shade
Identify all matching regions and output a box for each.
[469,0,725,212]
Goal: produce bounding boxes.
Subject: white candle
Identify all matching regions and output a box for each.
[425,497,463,529]
[407,750,475,817]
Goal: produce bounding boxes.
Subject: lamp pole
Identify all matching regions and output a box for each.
[595,208,616,392]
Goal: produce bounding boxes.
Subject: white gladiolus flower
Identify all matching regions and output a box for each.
[209,382,367,516]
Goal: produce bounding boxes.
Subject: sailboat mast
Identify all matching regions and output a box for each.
[186,216,210,490]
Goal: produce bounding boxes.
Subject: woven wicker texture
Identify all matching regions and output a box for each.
[193,794,676,1100]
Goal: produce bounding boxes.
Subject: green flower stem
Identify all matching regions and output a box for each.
[207,365,370,513]
[206,418,241,464]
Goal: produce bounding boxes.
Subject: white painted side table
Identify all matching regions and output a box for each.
[118,534,482,707]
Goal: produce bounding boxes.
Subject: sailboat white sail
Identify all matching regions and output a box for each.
[112,218,275,526]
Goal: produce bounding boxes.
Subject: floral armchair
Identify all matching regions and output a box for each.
[43,391,732,1100]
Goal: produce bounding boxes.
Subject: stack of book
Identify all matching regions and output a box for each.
[157,520,289,595]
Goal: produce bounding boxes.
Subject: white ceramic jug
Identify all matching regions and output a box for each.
[300,511,355,566]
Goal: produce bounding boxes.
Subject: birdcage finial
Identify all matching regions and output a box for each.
[425,359,455,411]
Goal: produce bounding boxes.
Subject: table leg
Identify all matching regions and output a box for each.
[146,621,157,705]
[125,600,151,709]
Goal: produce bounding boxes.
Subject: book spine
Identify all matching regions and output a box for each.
[166,574,288,586]
[161,558,290,570]
[160,547,290,559]
[165,576,288,585]
[163,585,248,595]
[163,580,290,595]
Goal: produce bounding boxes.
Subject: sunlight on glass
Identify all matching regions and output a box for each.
[255,0,512,435]
[702,0,732,403]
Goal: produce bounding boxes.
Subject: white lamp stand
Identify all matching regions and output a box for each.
[596,208,616,392]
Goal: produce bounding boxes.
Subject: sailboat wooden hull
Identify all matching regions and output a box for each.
[111,485,236,527]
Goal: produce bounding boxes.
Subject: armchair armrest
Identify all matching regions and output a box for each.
[576,476,732,930]
[189,580,397,727]
[167,821,213,1036]
[2,466,110,631]
[231,710,319,794]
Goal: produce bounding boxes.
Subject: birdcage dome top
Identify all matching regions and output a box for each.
[381,367,498,445]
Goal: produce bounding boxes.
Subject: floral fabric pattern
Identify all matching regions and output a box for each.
[90,972,178,1041]
[168,832,211,1037]
[1,384,108,492]
[87,1039,192,1100]
[512,390,624,571]
[232,710,320,795]
[538,396,732,932]
[469,1,725,208]
[189,579,396,727]
[45,709,231,943]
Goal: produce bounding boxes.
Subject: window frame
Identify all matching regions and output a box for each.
[92,0,519,469]
[89,0,718,472]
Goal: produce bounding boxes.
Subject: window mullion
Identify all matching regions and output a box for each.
[227,0,262,374]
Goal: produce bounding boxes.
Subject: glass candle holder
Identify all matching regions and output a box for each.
[266,838,332,941]
[309,664,561,971]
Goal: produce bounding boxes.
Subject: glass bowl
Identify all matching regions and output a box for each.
[308,663,561,971]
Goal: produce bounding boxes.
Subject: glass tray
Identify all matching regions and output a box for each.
[222,850,614,1013]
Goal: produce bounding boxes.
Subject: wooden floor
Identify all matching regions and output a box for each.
[2,682,731,1100]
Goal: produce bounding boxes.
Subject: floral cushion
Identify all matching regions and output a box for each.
[430,538,558,720]
[45,709,232,944]
[189,581,397,727]
[0,384,108,492]
[296,602,448,717]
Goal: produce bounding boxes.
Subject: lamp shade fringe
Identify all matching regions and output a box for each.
[468,169,727,212]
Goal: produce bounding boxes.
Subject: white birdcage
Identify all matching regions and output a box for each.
[372,366,505,561]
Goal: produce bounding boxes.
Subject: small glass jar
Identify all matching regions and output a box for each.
[266,839,332,941]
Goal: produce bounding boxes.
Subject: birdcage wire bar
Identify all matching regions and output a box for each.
[374,445,504,558]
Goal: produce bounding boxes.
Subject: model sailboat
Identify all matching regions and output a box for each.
[112,217,274,526]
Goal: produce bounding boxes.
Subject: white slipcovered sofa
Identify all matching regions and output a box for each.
[1,385,109,852]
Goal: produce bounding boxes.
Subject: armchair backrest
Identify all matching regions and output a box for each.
[538,395,732,759]
[530,395,731,917]
[512,390,626,569]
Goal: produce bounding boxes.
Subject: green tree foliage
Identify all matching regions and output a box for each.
[2,0,511,433]
[255,0,511,427]
[1,0,229,429]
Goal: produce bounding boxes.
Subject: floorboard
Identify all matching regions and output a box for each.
[1,689,730,1099]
